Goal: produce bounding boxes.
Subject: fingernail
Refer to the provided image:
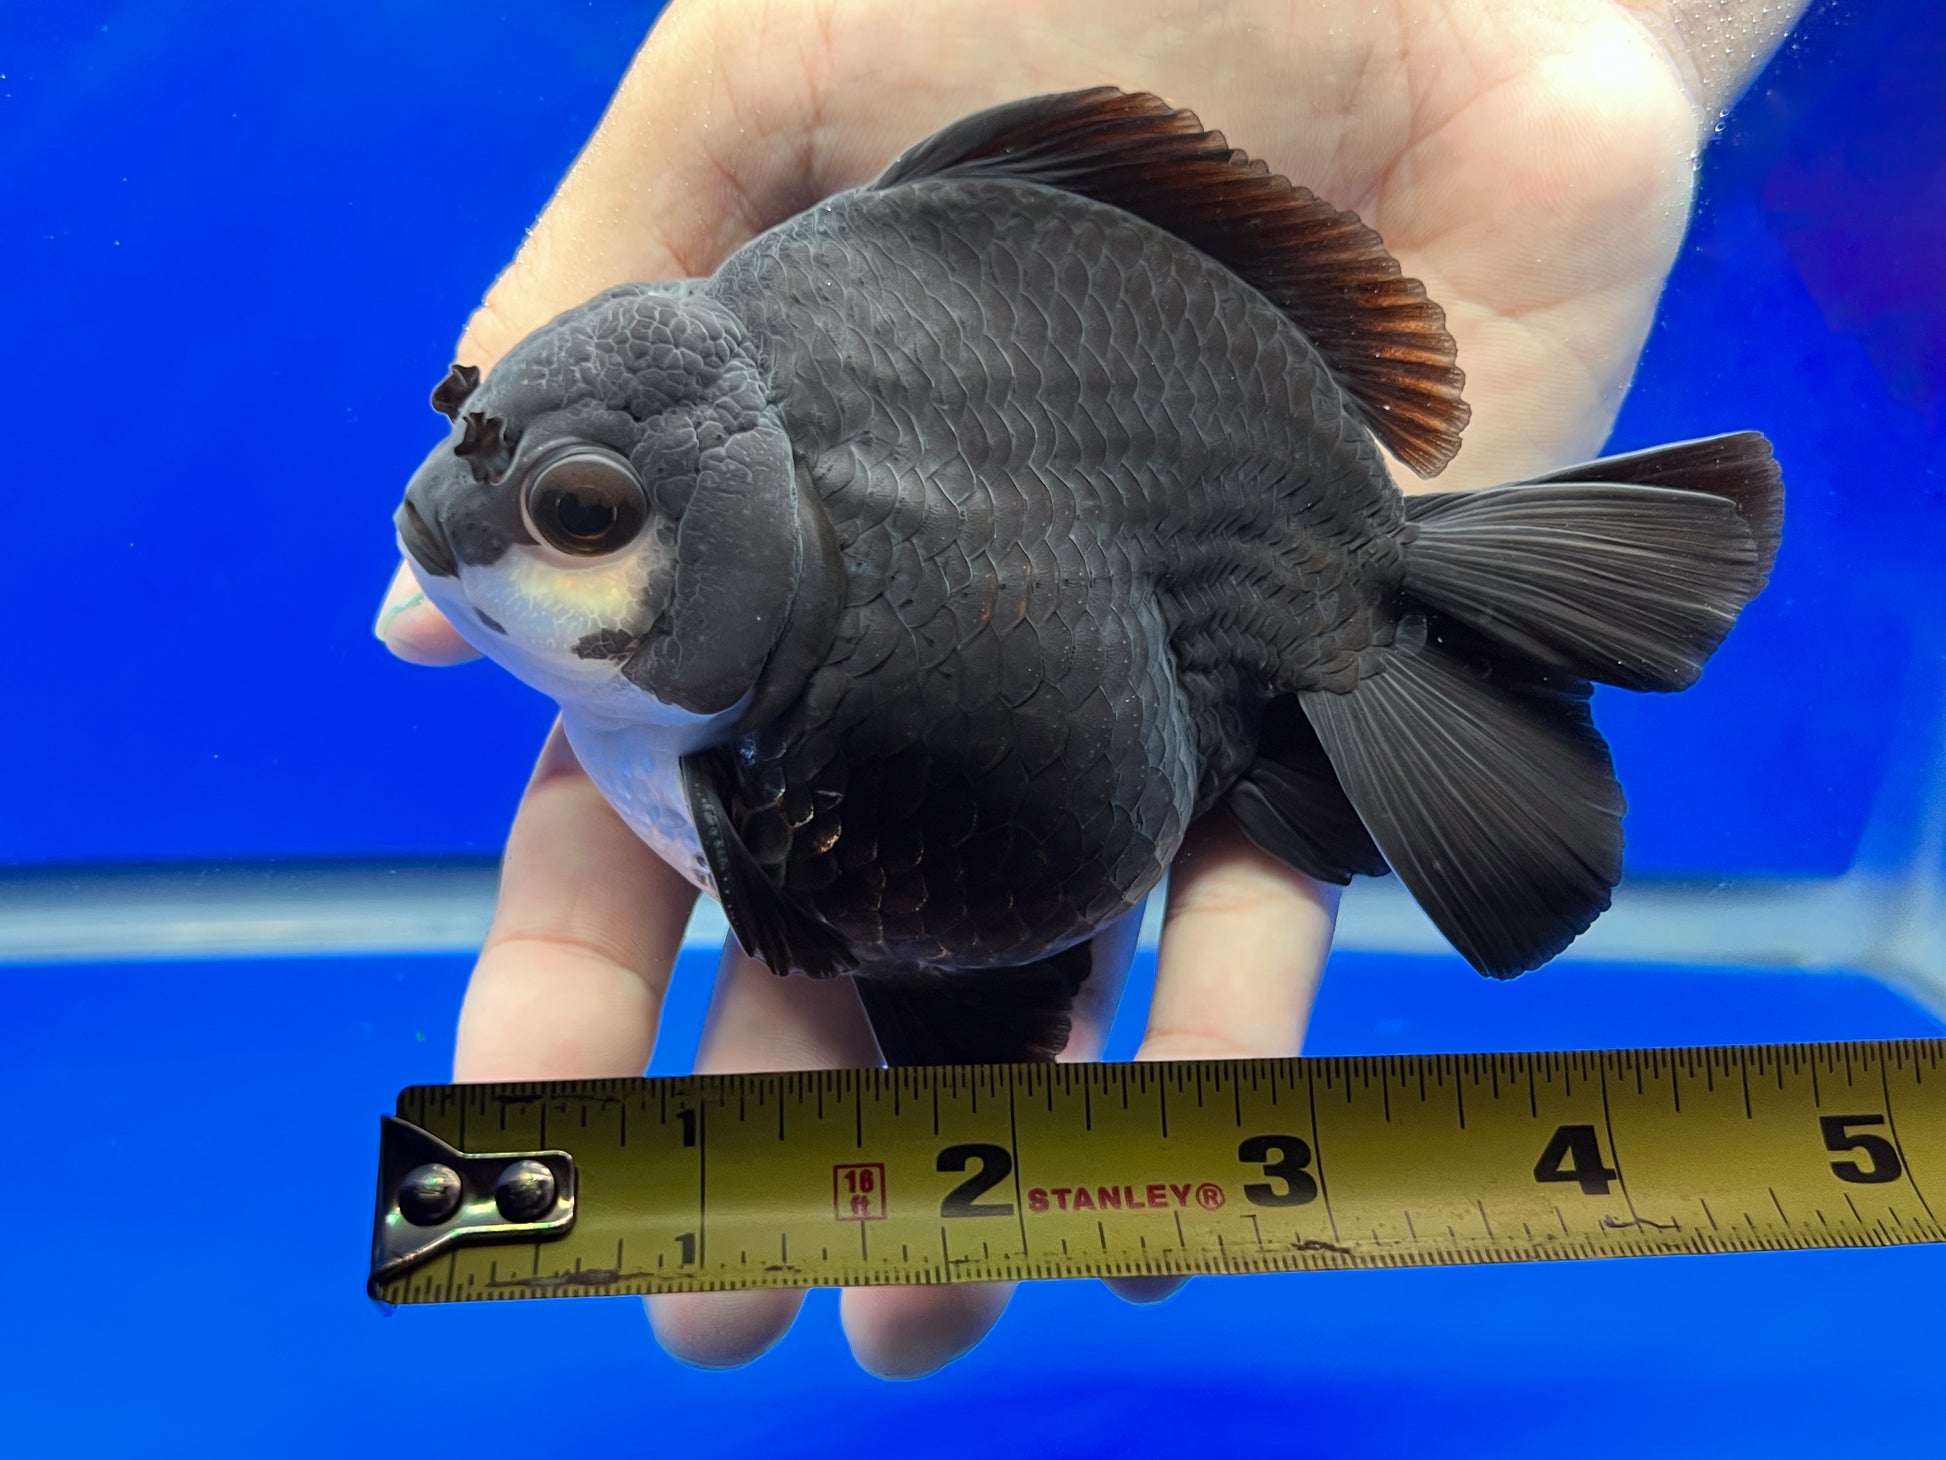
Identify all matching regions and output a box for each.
[373,568,426,642]
[372,560,483,666]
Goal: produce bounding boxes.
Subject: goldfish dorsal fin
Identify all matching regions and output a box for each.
[874,87,1470,476]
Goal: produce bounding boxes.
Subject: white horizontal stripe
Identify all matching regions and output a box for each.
[1,864,1938,1018]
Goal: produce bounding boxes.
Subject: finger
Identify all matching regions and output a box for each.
[452,1,835,374]
[374,560,480,665]
[840,907,1143,1379]
[646,942,882,1368]
[1644,1,1817,124]
[453,723,697,1082]
[1061,902,1144,1062]
[1147,815,1339,1062]
[1099,816,1340,1307]
[840,1282,1015,1383]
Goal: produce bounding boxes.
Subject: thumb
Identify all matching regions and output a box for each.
[377,0,819,663]
[455,0,830,368]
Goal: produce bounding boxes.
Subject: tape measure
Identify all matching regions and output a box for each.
[369,1039,1945,1305]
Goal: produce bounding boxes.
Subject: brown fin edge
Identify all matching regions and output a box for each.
[875,87,1471,476]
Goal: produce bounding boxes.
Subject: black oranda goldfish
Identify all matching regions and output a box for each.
[395,88,1782,1065]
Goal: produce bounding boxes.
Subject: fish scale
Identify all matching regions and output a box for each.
[708,181,1403,971]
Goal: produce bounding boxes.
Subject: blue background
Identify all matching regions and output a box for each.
[9,946,1946,1457]
[4,1,1946,1456]
[2,0,1942,874]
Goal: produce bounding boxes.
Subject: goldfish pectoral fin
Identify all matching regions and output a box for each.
[872,86,1469,476]
[1300,628,1623,979]
[856,943,1093,1067]
[680,752,857,980]
[1222,697,1388,884]
[1403,432,1784,693]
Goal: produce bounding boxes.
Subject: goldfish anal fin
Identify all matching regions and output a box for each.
[873,87,1470,477]
[855,942,1092,1066]
[1223,697,1389,884]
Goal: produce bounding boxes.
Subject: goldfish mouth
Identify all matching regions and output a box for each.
[395,498,458,579]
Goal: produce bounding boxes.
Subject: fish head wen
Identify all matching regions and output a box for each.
[394,282,817,737]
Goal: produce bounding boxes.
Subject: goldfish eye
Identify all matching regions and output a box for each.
[523,449,648,557]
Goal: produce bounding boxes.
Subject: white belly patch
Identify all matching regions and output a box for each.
[562,716,717,896]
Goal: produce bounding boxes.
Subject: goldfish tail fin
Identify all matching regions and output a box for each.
[1400,432,1783,692]
[1298,431,1782,975]
[1299,620,1623,977]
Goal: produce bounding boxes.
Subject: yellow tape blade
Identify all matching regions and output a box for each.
[371,1041,1946,1305]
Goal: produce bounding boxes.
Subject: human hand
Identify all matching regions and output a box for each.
[378,0,1808,1376]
